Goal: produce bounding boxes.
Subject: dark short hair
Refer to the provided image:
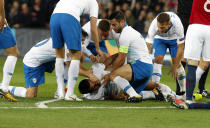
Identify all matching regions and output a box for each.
[98,19,110,32]
[157,12,170,24]
[82,29,88,37]
[78,79,91,94]
[108,11,126,22]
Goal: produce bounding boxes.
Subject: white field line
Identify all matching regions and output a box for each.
[36,99,62,108]
[0,99,175,109]
[0,106,175,109]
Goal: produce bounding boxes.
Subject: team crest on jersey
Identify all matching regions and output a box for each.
[32,78,37,84]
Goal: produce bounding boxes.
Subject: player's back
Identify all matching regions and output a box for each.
[120,26,152,64]
[189,0,210,25]
[23,38,56,67]
[53,0,98,21]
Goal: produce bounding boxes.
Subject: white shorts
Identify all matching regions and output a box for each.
[184,24,210,61]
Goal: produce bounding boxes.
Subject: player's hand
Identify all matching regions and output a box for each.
[102,74,111,87]
[97,52,108,63]
[168,66,178,80]
[89,74,100,85]
[89,55,98,63]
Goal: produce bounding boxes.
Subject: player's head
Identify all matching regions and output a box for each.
[82,29,88,41]
[78,79,100,94]
[157,12,170,33]
[98,19,111,40]
[109,11,126,33]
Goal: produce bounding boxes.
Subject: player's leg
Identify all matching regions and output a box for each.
[197,25,210,98]
[65,50,82,101]
[1,45,19,92]
[196,57,209,85]
[198,66,210,98]
[55,47,65,99]
[184,24,203,103]
[8,86,27,98]
[50,13,66,99]
[169,39,186,94]
[0,27,19,91]
[0,27,18,101]
[26,87,38,98]
[58,14,82,101]
[109,64,140,98]
[152,38,167,83]
[176,58,187,95]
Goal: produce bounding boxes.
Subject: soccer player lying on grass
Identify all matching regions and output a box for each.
[78,63,185,102]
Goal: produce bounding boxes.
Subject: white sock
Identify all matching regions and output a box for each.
[1,56,17,92]
[113,76,139,97]
[66,60,80,96]
[152,63,162,83]
[141,91,156,100]
[64,65,68,84]
[196,66,205,85]
[177,65,186,92]
[8,86,26,97]
[55,58,65,93]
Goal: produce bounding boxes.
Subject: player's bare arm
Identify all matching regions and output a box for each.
[168,43,185,79]
[146,42,153,54]
[0,0,6,32]
[90,17,101,55]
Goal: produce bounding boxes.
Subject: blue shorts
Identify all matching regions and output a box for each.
[23,61,55,88]
[50,13,82,50]
[87,40,108,56]
[129,60,153,94]
[0,27,17,49]
[153,38,177,58]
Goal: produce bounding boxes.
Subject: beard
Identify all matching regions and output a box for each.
[115,27,123,33]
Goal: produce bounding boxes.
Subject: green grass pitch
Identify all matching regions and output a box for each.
[0,57,210,128]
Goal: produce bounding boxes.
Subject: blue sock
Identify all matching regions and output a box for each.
[186,65,197,100]
[188,102,210,109]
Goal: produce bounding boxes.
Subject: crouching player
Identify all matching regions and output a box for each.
[5,38,70,98]
[100,11,154,102]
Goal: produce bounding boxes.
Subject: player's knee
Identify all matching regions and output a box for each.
[154,56,164,64]
[187,59,198,66]
[26,92,37,98]
[70,50,81,60]
[26,87,37,98]
[110,74,117,81]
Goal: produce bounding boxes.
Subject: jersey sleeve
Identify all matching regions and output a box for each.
[89,0,98,18]
[119,30,130,54]
[145,18,157,44]
[174,15,185,44]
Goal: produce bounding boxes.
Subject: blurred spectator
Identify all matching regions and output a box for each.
[121,2,129,12]
[154,4,162,15]
[31,0,46,27]
[7,1,20,28]
[4,0,178,30]
[132,2,142,18]
[125,9,136,27]
[135,10,146,36]
[15,2,32,28]
[144,11,154,33]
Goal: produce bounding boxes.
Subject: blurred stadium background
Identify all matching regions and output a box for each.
[1,0,177,60]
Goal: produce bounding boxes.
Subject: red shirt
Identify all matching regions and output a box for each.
[189,0,210,25]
